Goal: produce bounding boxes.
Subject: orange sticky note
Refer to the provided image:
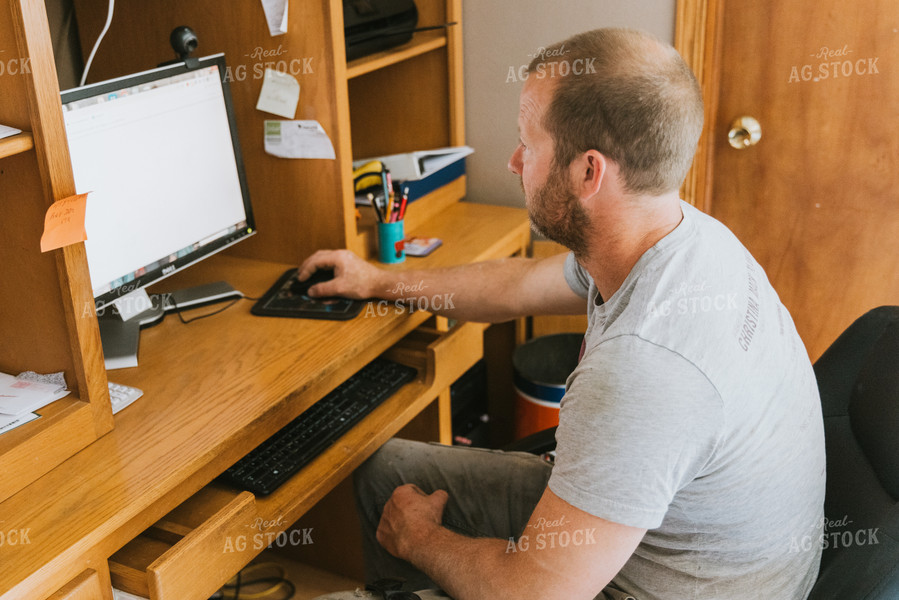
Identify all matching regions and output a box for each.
[40,192,88,253]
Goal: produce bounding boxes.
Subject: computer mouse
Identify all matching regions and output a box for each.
[289,268,335,296]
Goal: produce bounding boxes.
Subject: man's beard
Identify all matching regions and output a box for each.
[526,164,591,258]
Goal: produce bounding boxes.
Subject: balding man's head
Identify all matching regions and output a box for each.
[527,28,703,196]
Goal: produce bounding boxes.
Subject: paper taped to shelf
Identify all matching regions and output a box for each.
[264,120,336,159]
[261,0,288,36]
[256,68,300,119]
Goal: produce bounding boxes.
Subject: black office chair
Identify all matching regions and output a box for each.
[506,306,899,599]
[806,306,899,599]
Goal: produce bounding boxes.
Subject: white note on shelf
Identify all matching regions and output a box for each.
[0,124,22,140]
[0,372,69,416]
[255,68,300,119]
[264,120,336,160]
[0,412,39,436]
[261,0,288,36]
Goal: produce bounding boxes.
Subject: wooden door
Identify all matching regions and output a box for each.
[680,0,899,360]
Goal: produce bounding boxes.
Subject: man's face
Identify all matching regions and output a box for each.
[508,77,554,204]
[509,78,591,257]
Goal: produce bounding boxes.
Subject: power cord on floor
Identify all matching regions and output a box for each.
[210,563,295,599]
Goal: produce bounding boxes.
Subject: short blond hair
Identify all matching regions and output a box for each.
[528,28,703,195]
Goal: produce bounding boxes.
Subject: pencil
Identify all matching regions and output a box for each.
[398,186,409,220]
[381,168,391,220]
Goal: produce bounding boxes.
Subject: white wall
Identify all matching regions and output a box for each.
[461,1,676,208]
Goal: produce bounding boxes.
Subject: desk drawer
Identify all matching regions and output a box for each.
[109,490,259,600]
[386,319,487,391]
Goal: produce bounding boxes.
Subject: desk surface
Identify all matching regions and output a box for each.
[0,202,529,600]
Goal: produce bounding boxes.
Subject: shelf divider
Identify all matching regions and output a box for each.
[0,132,34,159]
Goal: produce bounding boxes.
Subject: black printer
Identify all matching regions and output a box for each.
[343,0,419,61]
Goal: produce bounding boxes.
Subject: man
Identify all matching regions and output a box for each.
[299,28,825,600]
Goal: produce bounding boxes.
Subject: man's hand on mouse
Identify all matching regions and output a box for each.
[298,249,385,299]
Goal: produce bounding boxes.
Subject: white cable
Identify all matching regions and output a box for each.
[79,0,115,87]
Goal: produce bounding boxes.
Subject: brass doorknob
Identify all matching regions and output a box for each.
[727,116,762,149]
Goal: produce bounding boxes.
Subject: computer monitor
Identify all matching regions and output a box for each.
[60,54,256,368]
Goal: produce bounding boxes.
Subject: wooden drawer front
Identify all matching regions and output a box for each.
[109,491,260,600]
[427,321,487,388]
[387,320,487,391]
[45,569,112,600]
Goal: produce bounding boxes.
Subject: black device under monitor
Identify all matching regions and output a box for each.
[251,268,365,320]
[60,54,256,368]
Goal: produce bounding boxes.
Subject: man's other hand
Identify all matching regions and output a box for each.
[377,484,449,562]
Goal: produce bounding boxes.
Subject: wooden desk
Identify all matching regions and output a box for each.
[0,203,530,600]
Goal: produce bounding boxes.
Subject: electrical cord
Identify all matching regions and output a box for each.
[79,0,115,86]
[167,293,261,325]
[169,296,242,324]
[211,563,295,600]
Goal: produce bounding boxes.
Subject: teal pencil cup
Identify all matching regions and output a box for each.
[377,220,405,264]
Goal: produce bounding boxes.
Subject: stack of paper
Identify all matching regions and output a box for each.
[0,372,69,429]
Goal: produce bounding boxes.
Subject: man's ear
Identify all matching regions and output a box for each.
[573,149,607,199]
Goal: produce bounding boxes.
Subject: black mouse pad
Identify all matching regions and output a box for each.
[251,268,365,320]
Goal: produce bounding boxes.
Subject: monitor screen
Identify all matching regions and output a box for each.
[60,54,255,310]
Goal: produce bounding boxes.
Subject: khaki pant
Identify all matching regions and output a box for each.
[352,439,636,600]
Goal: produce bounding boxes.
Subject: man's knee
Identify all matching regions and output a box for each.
[353,438,425,505]
[356,437,411,478]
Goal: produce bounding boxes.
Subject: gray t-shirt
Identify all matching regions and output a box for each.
[550,201,825,600]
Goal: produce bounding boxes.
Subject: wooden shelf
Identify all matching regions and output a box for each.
[0,132,33,159]
[0,0,112,510]
[0,395,100,504]
[0,396,84,452]
[347,30,447,79]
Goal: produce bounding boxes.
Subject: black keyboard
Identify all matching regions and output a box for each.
[219,357,417,495]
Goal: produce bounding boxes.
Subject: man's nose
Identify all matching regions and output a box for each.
[508,145,523,175]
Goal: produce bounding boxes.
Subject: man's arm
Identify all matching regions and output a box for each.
[377,484,645,600]
[297,249,585,323]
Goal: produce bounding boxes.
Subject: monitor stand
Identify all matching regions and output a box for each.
[98,282,241,370]
[98,289,166,371]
